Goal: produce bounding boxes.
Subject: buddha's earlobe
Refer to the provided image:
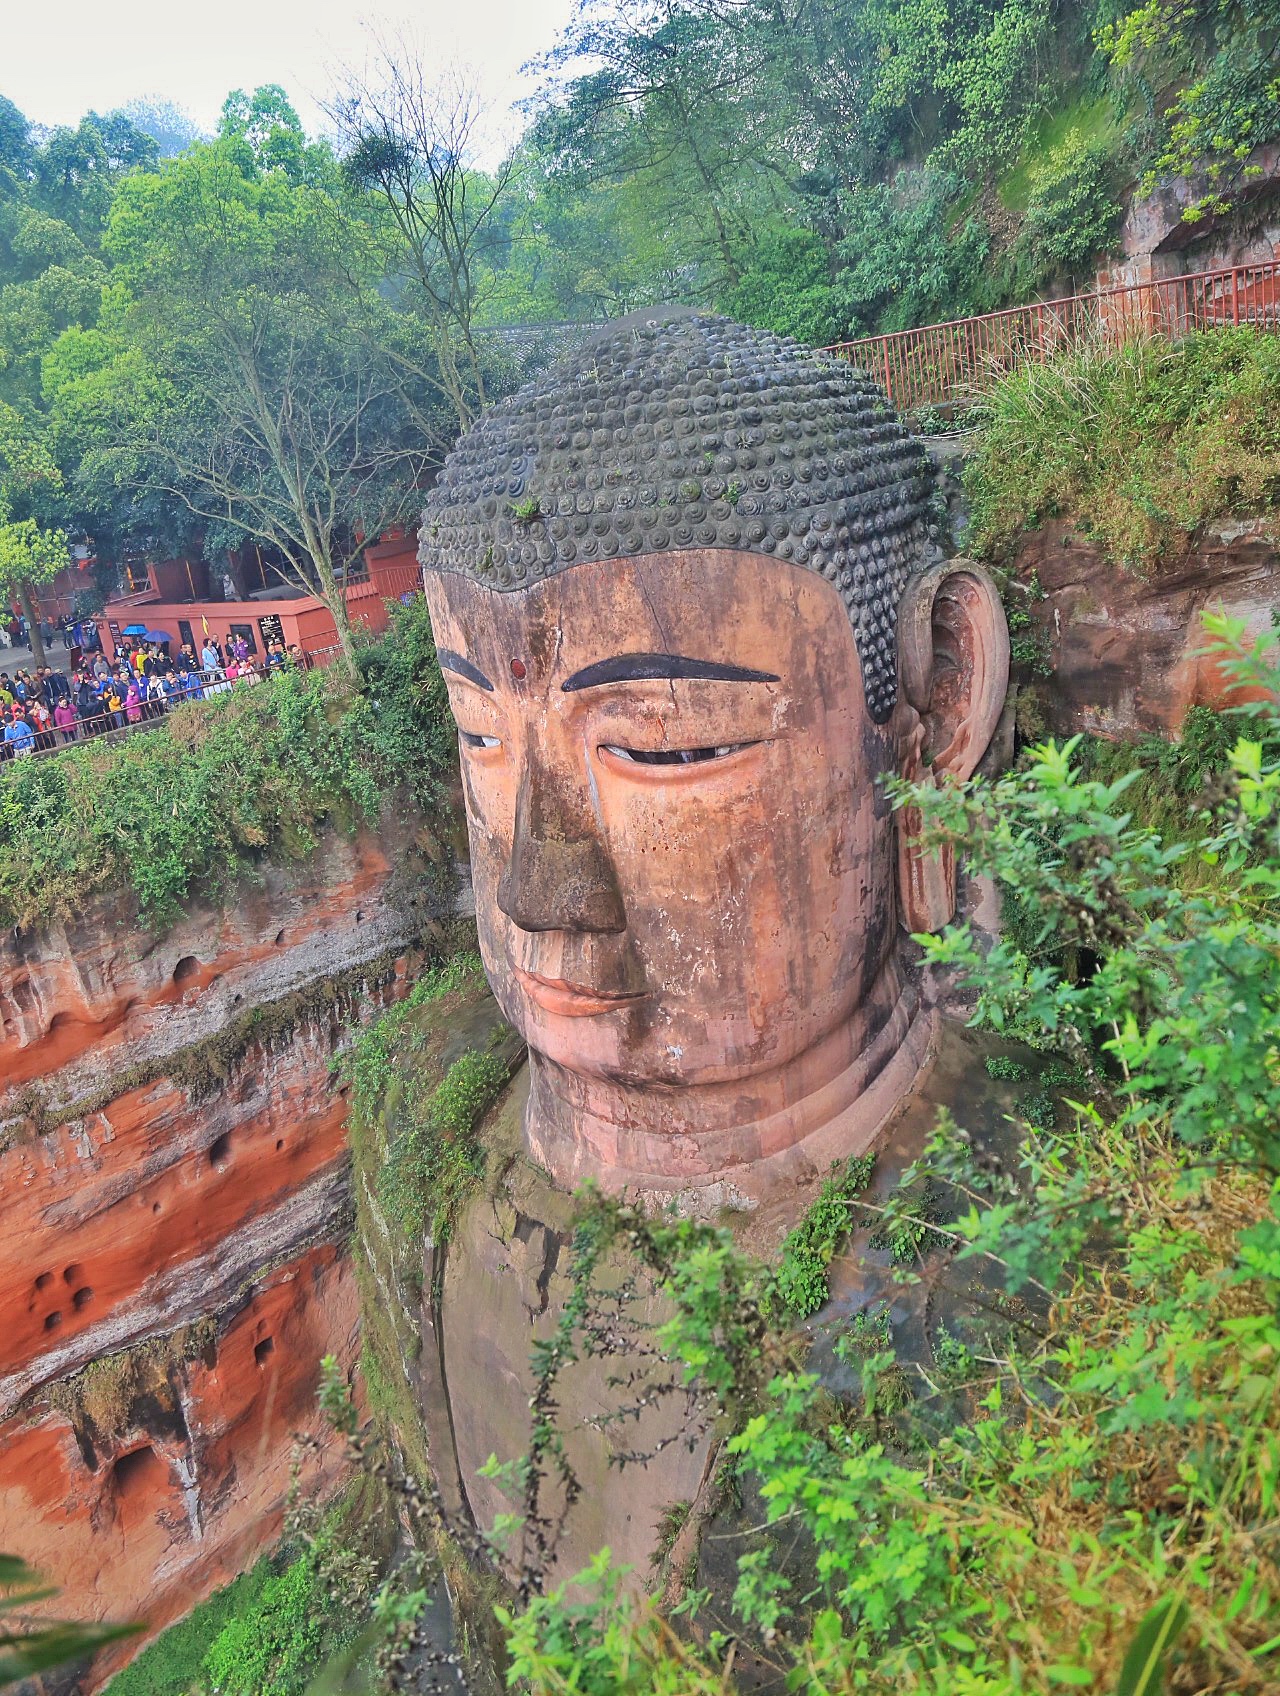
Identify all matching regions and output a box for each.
[894,560,1010,933]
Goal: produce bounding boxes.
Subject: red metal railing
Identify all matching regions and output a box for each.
[823,259,1280,415]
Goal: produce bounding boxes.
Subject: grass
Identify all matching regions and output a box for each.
[378,1048,510,1250]
[965,327,1280,572]
[104,1481,394,1696]
[344,948,516,1260]
[996,93,1123,213]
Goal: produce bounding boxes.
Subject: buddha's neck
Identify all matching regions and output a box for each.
[522,954,935,1203]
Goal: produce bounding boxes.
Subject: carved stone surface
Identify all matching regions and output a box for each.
[420,309,935,722]
[421,312,1008,1195]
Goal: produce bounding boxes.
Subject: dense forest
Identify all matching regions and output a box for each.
[1,0,1277,654]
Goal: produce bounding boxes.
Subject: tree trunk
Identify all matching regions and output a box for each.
[331,607,358,676]
[16,580,46,668]
[312,562,359,680]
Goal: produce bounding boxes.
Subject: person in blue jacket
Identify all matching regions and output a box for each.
[4,707,35,757]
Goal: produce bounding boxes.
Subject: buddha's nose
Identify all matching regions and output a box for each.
[497,749,627,934]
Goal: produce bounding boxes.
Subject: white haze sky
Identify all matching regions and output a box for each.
[5,0,577,160]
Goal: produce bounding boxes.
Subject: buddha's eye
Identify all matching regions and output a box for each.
[459,730,502,750]
[600,741,757,765]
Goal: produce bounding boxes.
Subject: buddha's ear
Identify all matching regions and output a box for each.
[895,559,1010,934]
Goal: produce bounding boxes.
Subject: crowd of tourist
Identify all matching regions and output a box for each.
[2,611,102,654]
[0,632,304,761]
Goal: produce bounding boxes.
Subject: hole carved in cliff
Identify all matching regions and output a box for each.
[274,929,286,947]
[275,1138,284,1151]
[72,1286,93,1311]
[173,955,201,985]
[113,1444,166,1498]
[44,1311,62,1331]
[63,1263,84,1284]
[254,1337,275,1367]
[208,1133,231,1171]
[35,1271,54,1291]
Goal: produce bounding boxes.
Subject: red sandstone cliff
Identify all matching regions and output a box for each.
[1015,517,1280,738]
[0,824,444,1690]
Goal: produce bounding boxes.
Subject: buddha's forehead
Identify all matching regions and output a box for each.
[419,312,932,722]
[425,546,867,701]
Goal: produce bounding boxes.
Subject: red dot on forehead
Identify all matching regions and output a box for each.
[510,658,527,680]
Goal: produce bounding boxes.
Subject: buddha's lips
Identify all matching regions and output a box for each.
[513,967,645,1018]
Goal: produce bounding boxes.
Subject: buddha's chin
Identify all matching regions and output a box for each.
[509,1002,809,1093]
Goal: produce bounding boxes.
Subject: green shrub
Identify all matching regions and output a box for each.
[722,225,845,347]
[104,1561,276,1696]
[200,1555,329,1696]
[832,170,993,337]
[1018,126,1123,271]
[0,596,456,932]
[378,1048,509,1249]
[966,326,1280,570]
[105,1485,389,1696]
[773,1153,875,1318]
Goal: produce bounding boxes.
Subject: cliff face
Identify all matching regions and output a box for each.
[1015,518,1280,738]
[0,823,445,1689]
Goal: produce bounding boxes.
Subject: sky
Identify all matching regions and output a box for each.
[5,0,578,159]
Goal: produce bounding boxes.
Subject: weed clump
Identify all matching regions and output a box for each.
[773,1153,876,1319]
[966,327,1280,572]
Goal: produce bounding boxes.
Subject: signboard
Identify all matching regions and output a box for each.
[258,613,284,647]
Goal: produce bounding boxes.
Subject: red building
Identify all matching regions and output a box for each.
[93,537,422,666]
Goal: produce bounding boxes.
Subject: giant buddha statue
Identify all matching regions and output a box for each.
[419,308,1009,1204]
[404,309,1011,1592]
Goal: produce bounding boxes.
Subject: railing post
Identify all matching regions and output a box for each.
[1233,267,1240,327]
[881,339,894,402]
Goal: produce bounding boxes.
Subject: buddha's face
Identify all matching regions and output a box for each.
[424,549,901,1088]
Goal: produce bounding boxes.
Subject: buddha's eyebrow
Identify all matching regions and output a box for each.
[437,649,494,692]
[561,653,781,692]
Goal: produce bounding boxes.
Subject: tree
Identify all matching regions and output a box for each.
[116,96,203,159]
[328,46,520,433]
[32,113,158,237]
[0,97,32,187]
[65,139,430,674]
[526,0,789,295]
[0,401,71,666]
[218,85,331,186]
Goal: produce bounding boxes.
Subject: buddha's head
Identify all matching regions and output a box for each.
[420,311,1008,1186]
